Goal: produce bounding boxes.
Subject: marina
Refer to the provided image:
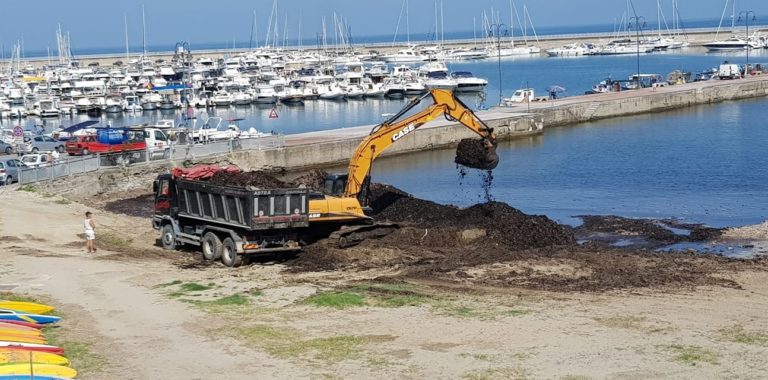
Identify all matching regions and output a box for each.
[3,1,768,379]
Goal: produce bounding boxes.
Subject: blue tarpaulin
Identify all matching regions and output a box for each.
[61,120,99,133]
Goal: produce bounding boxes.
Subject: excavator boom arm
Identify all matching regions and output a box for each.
[344,89,496,198]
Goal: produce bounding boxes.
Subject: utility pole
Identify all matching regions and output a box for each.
[629,16,646,88]
[738,11,756,76]
[488,23,508,105]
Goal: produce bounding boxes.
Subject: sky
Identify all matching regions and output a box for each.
[0,0,765,53]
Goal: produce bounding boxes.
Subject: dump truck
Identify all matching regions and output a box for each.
[152,165,310,267]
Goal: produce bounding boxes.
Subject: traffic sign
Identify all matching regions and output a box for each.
[269,108,279,119]
[12,126,23,137]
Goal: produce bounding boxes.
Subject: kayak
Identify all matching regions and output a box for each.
[0,330,42,338]
[0,363,76,378]
[0,310,60,325]
[0,343,63,355]
[0,302,54,315]
[0,322,43,330]
[0,350,69,366]
[0,324,39,334]
[0,335,47,345]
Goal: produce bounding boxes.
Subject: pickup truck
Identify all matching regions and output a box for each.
[152,166,310,267]
[65,127,170,158]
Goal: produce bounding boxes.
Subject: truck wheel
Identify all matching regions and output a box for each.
[82,148,89,156]
[161,224,176,250]
[221,238,243,268]
[201,232,222,261]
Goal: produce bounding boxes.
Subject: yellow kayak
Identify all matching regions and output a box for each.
[0,323,39,333]
[0,363,77,378]
[0,335,47,345]
[0,330,42,337]
[0,350,69,366]
[0,301,54,315]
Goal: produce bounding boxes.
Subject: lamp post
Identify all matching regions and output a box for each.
[628,16,646,89]
[738,11,756,76]
[487,23,509,105]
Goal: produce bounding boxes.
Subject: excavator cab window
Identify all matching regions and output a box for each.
[324,174,348,196]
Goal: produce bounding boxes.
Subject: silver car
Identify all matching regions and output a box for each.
[0,157,21,185]
[0,141,15,155]
[23,135,66,154]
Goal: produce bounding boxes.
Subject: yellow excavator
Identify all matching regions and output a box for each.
[307,89,499,246]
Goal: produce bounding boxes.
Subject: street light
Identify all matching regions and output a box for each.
[487,23,509,105]
[628,16,646,89]
[738,11,756,76]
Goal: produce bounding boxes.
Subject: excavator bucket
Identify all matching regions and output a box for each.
[454,138,499,170]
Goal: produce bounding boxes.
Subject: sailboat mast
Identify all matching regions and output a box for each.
[124,13,130,61]
[406,0,410,45]
[142,5,147,58]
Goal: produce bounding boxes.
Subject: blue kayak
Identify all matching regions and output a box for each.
[0,376,70,380]
[0,310,60,325]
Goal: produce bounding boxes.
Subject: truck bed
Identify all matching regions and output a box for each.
[175,179,310,230]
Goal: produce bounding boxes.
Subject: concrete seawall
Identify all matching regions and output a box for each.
[34,75,768,199]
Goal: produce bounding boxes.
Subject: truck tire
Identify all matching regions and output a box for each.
[82,148,89,156]
[221,238,243,268]
[201,232,222,261]
[160,224,176,250]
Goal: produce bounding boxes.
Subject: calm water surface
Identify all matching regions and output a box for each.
[371,98,768,228]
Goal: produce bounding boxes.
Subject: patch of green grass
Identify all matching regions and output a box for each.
[350,283,415,293]
[152,280,183,289]
[463,367,531,380]
[374,294,430,308]
[661,345,719,366]
[19,185,37,192]
[433,302,532,320]
[53,198,71,205]
[304,292,365,309]
[167,282,214,297]
[207,294,249,306]
[44,327,108,375]
[0,292,42,303]
[96,231,133,252]
[718,325,768,346]
[248,288,263,296]
[234,325,366,362]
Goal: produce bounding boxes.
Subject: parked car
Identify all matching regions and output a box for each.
[65,131,146,156]
[0,157,22,185]
[19,153,53,168]
[0,141,16,155]
[22,135,66,154]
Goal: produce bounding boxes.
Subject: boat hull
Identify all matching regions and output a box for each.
[0,302,53,315]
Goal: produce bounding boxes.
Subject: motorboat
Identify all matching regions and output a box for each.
[424,71,458,91]
[546,43,595,57]
[212,90,233,107]
[381,48,427,64]
[702,36,752,51]
[319,84,347,100]
[104,95,125,113]
[451,72,488,93]
[231,92,253,106]
[253,85,279,104]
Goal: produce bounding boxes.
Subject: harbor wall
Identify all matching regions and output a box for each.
[539,77,768,127]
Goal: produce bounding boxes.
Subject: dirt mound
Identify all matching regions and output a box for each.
[574,215,725,245]
[288,169,328,192]
[104,194,154,218]
[208,170,287,188]
[368,184,575,250]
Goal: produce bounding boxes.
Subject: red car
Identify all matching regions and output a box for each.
[65,134,147,156]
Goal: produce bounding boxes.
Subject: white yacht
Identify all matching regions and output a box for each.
[546,43,595,57]
[702,36,752,51]
[212,90,234,107]
[381,48,427,64]
[253,85,278,104]
[451,72,488,93]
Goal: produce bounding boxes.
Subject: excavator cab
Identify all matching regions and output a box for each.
[324,173,372,208]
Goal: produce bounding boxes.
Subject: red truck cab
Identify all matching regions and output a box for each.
[65,132,147,156]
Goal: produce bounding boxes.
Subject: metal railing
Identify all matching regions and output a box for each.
[17,134,285,184]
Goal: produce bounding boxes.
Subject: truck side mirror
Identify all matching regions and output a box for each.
[153,180,158,194]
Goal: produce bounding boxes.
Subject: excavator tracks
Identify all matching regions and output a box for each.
[326,223,399,249]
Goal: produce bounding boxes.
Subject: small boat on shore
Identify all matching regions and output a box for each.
[0,301,53,315]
